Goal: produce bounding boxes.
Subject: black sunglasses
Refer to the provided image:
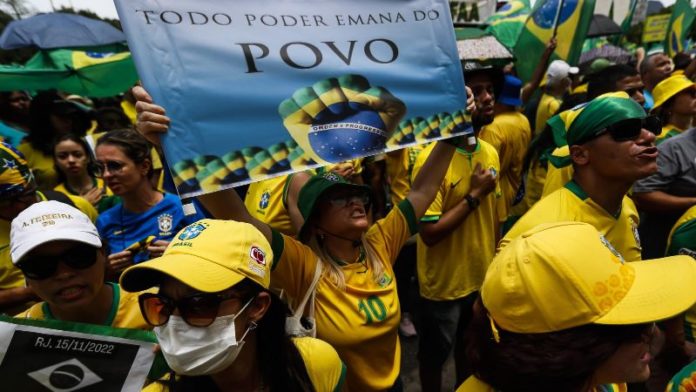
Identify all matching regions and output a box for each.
[580,116,662,145]
[94,160,126,177]
[139,291,245,327]
[18,243,98,280]
[328,192,371,208]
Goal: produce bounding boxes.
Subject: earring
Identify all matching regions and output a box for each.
[249,320,258,331]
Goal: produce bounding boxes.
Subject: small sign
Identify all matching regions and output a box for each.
[642,14,671,43]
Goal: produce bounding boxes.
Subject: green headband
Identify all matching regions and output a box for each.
[548,92,646,148]
[566,93,646,146]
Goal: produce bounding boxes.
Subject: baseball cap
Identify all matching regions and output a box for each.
[482,221,696,334]
[546,60,579,85]
[297,171,372,241]
[120,219,272,293]
[0,142,36,199]
[10,200,101,264]
[652,74,696,111]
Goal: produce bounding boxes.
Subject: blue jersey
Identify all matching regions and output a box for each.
[96,193,205,263]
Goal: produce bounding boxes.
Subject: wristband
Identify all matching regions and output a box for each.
[465,194,480,209]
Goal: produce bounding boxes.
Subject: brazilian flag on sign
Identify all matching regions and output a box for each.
[513,0,596,82]
[664,0,696,58]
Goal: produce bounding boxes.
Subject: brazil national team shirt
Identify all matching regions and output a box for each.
[244,174,296,236]
[456,376,626,392]
[270,199,417,391]
[96,193,205,263]
[666,205,696,342]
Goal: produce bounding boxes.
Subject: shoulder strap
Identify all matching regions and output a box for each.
[292,259,322,319]
[40,190,76,207]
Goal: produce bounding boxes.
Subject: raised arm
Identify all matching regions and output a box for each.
[132,86,272,242]
[521,38,557,104]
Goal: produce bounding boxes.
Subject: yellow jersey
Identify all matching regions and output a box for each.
[666,206,696,342]
[270,199,417,391]
[541,146,574,198]
[17,142,57,190]
[456,375,627,392]
[655,124,684,145]
[244,174,296,236]
[501,180,642,262]
[534,93,561,137]
[16,283,151,330]
[479,111,532,219]
[385,145,426,206]
[510,160,547,218]
[413,141,504,301]
[142,336,346,392]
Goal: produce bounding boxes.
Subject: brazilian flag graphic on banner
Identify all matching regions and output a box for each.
[664,0,696,57]
[485,0,531,49]
[514,0,596,82]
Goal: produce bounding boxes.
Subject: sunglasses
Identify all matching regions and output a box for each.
[328,192,371,208]
[94,160,126,177]
[139,291,244,327]
[582,116,662,144]
[17,243,98,280]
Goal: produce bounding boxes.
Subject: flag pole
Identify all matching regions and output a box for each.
[552,0,566,38]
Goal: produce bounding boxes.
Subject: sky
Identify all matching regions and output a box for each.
[21,0,681,20]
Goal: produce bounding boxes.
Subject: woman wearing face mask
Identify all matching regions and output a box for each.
[53,134,120,213]
[120,219,346,392]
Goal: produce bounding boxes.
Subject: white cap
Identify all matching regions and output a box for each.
[10,201,101,264]
[546,60,579,84]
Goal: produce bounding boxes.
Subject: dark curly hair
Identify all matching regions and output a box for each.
[466,297,652,392]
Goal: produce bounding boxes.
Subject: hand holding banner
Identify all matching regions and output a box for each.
[115,0,469,197]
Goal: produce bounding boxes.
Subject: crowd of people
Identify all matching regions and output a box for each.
[2,15,696,392]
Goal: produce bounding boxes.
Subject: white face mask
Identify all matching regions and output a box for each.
[154,297,255,376]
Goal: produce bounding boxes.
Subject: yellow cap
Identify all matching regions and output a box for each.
[120,219,272,293]
[652,74,696,111]
[482,222,696,333]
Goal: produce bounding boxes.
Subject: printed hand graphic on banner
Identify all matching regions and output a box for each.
[279,74,406,164]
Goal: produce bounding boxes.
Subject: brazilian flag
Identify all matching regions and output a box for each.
[514,0,596,82]
[664,0,696,57]
[486,0,532,50]
[0,49,138,97]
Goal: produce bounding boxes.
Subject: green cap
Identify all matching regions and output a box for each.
[297,172,371,241]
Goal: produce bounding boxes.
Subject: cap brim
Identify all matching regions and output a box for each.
[13,230,101,264]
[120,253,245,293]
[594,256,696,325]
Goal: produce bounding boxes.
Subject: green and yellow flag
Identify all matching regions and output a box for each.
[514,0,596,82]
[485,0,532,49]
[664,0,696,57]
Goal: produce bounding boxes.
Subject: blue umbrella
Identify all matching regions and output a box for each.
[0,12,126,50]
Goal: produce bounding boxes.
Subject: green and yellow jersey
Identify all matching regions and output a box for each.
[244,174,297,237]
[17,142,57,190]
[666,205,696,342]
[501,180,642,262]
[413,141,504,301]
[456,376,627,392]
[534,93,561,137]
[16,283,151,330]
[271,199,417,391]
[54,177,120,213]
[542,145,574,198]
[655,124,684,145]
[479,111,532,219]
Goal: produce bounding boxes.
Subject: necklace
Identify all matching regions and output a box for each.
[327,245,366,266]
